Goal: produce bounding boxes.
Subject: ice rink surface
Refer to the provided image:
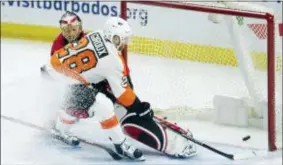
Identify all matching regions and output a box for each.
[1,39,282,164]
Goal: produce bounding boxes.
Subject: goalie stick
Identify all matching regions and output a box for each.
[153,116,256,160]
[1,115,122,160]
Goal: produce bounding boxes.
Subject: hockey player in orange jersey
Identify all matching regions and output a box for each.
[51,17,197,160]
[50,17,145,161]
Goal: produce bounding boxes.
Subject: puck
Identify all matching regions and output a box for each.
[242,135,251,141]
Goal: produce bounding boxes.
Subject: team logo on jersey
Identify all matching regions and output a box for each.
[89,32,109,58]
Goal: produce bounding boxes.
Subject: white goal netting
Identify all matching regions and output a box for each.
[126,1,282,150]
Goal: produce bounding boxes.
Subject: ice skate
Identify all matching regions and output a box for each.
[51,128,80,146]
[113,138,145,161]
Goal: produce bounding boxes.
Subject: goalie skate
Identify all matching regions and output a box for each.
[50,128,80,146]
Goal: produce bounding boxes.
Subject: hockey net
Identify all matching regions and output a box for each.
[121,1,282,151]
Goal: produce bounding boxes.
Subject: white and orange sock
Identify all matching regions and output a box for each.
[92,94,126,144]
[100,114,125,144]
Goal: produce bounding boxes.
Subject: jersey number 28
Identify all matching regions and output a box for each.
[55,37,97,73]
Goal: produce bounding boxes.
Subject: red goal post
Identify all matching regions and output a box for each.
[120,1,278,151]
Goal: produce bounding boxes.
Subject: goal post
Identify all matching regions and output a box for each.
[120,1,281,151]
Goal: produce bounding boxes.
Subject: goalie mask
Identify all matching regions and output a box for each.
[59,11,82,43]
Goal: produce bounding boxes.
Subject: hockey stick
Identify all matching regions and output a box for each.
[153,116,256,160]
[1,115,122,160]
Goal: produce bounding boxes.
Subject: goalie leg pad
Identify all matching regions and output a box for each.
[120,113,168,152]
[120,113,197,158]
[164,127,197,158]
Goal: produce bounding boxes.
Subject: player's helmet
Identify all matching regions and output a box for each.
[103,17,132,50]
[59,11,82,42]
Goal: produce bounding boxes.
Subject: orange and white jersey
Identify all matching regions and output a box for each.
[51,30,136,108]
